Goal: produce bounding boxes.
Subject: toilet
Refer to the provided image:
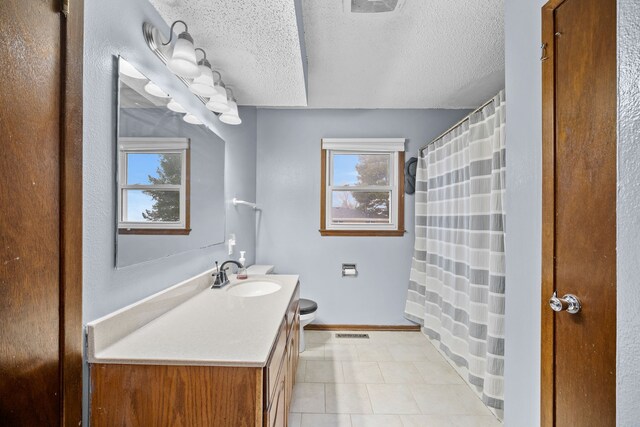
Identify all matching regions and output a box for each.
[246,265,318,352]
[298,298,318,352]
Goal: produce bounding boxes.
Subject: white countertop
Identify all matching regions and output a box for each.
[87,273,299,367]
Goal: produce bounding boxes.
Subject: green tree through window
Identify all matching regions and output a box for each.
[142,154,181,222]
[352,154,390,219]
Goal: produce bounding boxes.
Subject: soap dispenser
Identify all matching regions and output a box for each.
[237,251,248,279]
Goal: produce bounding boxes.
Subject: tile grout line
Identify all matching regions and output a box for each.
[300,331,502,424]
[365,380,374,415]
[323,383,326,414]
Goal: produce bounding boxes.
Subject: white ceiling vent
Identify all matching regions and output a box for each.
[345,0,406,14]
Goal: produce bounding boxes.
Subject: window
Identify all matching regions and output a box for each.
[118,137,190,235]
[320,138,405,236]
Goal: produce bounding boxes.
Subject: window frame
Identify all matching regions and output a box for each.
[117,137,191,235]
[319,139,405,237]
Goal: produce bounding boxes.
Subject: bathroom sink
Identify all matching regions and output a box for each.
[227,280,281,297]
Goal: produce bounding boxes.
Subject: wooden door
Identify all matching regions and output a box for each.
[541,0,617,425]
[0,1,83,425]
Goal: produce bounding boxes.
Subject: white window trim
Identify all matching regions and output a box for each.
[322,138,405,232]
[322,138,406,152]
[118,137,189,230]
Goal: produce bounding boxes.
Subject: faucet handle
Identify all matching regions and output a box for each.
[212,262,225,288]
[212,261,220,276]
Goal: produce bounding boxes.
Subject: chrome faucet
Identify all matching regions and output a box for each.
[211,260,244,288]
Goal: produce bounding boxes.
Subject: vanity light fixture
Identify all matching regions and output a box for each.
[143,21,243,125]
[167,99,187,113]
[190,48,217,97]
[210,71,228,102]
[119,59,147,80]
[183,113,203,125]
[219,111,241,125]
[219,88,241,125]
[162,20,200,78]
[144,81,169,98]
[206,79,231,113]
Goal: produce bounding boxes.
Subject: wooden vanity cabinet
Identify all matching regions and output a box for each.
[90,284,300,427]
[285,310,300,414]
[266,376,287,427]
[264,288,299,427]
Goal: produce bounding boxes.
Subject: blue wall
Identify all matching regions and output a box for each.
[503,0,545,424]
[255,109,469,325]
[83,1,257,422]
[83,0,257,324]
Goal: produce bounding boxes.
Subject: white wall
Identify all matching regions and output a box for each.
[616,0,640,424]
[503,0,545,425]
[83,0,257,323]
[255,108,469,325]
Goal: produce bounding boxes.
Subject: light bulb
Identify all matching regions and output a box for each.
[219,93,241,124]
[226,99,239,115]
[167,32,200,78]
[144,81,169,98]
[190,58,216,97]
[183,113,203,125]
[206,97,231,113]
[119,58,146,79]
[167,99,187,113]
[209,83,227,103]
[219,113,242,125]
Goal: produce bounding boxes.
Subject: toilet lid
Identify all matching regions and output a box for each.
[299,298,318,315]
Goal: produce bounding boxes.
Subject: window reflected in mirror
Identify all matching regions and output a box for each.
[116,57,225,267]
[118,138,190,234]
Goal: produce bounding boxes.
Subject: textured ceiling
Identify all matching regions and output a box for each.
[303,0,505,108]
[148,0,504,109]
[148,0,308,107]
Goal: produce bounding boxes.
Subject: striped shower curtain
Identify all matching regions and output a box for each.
[405,90,506,412]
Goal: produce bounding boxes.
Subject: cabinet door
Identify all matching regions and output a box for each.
[266,376,286,427]
[265,318,287,405]
[292,312,300,375]
[285,337,294,414]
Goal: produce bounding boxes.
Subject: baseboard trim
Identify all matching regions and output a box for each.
[304,324,421,331]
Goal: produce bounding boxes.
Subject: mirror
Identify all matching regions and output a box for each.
[116,57,225,268]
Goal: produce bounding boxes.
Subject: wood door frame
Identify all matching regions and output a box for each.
[541,1,564,425]
[60,0,84,424]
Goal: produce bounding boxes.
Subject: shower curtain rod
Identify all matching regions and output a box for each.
[419,96,496,153]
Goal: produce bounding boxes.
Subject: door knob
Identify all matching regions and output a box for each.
[549,292,581,314]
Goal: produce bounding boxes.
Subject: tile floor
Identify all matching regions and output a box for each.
[289,330,502,427]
